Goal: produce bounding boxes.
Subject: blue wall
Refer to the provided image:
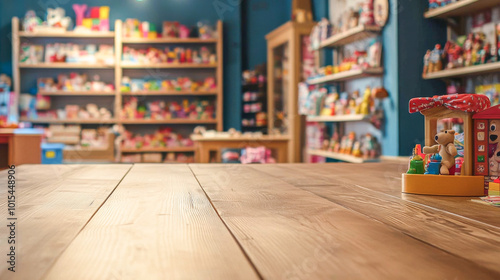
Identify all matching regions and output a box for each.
[0,0,242,130]
[397,0,447,155]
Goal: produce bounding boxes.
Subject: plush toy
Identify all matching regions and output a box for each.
[47,8,71,30]
[489,146,500,176]
[423,130,457,175]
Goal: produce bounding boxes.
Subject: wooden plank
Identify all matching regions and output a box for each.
[253,164,500,274]
[260,163,500,228]
[190,164,498,279]
[424,0,499,18]
[423,61,500,79]
[0,164,132,280]
[44,164,259,280]
[318,25,381,49]
[307,67,384,85]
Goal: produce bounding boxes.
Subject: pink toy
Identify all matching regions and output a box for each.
[73,4,87,27]
[179,25,190,38]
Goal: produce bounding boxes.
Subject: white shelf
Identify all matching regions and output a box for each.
[424,0,500,18]
[38,91,115,96]
[423,62,500,80]
[307,67,384,85]
[306,114,370,122]
[20,118,117,124]
[318,25,381,49]
[120,119,218,125]
[121,90,217,96]
[307,149,380,163]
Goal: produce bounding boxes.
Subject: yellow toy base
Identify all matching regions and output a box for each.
[402,174,485,196]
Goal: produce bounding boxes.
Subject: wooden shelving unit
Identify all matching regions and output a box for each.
[307,149,379,163]
[306,114,370,122]
[423,61,500,80]
[307,68,384,85]
[424,0,499,19]
[13,17,224,163]
[318,25,381,49]
[306,18,385,163]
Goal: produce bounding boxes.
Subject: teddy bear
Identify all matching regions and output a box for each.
[423,130,457,175]
[489,146,500,176]
[489,120,500,158]
[46,8,71,30]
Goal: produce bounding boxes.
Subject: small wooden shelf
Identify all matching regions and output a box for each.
[318,25,381,49]
[424,0,500,19]
[19,63,115,69]
[122,37,217,44]
[121,90,217,96]
[121,119,218,125]
[20,118,117,124]
[121,63,217,69]
[19,31,115,38]
[306,114,370,122]
[307,67,384,85]
[38,91,115,96]
[307,149,380,163]
[121,146,195,153]
[423,62,500,80]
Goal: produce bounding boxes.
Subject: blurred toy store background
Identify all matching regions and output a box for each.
[0,0,499,167]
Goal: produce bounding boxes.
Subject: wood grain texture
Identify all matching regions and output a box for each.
[44,164,258,280]
[190,164,498,279]
[262,163,500,227]
[254,164,500,275]
[0,164,132,280]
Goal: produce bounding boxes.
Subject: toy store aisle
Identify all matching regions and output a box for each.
[2,163,500,280]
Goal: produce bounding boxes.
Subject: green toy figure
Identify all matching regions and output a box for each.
[407,150,425,174]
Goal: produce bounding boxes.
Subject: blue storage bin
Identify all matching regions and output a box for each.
[41,143,65,164]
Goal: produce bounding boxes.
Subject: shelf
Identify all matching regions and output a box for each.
[122,37,217,44]
[121,119,218,125]
[424,0,500,18]
[307,149,380,163]
[20,118,117,124]
[38,91,115,96]
[318,25,381,49]
[422,62,500,80]
[307,67,384,85]
[19,63,114,69]
[121,63,217,69]
[121,146,195,153]
[306,114,370,122]
[19,31,115,38]
[121,90,217,96]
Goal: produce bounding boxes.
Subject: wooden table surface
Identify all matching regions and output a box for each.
[1,162,500,279]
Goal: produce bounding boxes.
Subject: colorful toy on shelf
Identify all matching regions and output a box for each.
[38,73,114,93]
[22,10,42,32]
[121,97,215,121]
[73,4,110,32]
[122,127,193,150]
[31,102,113,121]
[240,147,276,164]
[0,75,18,128]
[403,93,493,196]
[122,46,215,64]
[20,43,44,64]
[197,21,217,39]
[423,22,500,76]
[123,19,157,38]
[120,76,216,93]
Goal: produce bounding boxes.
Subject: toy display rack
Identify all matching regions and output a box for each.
[424,0,499,19]
[12,17,224,162]
[306,24,383,164]
[422,1,500,80]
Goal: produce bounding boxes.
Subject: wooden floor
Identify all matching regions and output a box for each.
[1,162,500,279]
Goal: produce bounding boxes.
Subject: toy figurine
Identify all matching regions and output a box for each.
[22,10,42,32]
[424,154,442,175]
[407,150,425,174]
[359,86,373,115]
[444,41,463,69]
[352,141,362,157]
[423,50,431,75]
[428,44,444,73]
[423,130,457,175]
